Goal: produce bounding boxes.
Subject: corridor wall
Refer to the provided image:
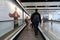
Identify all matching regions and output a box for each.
[0,0,26,37]
[24,12,30,19]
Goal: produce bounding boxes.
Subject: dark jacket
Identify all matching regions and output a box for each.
[31,12,41,24]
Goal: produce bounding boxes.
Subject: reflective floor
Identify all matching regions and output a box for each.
[41,21,60,40]
[44,21,60,37]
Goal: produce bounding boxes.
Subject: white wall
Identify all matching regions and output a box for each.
[0,0,13,21]
[0,0,14,37]
[0,0,31,37]
[0,0,23,21]
[24,12,30,19]
[0,0,24,37]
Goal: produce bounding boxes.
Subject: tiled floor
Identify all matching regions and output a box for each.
[17,26,44,40]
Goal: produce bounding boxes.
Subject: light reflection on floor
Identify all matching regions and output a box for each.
[43,21,60,37]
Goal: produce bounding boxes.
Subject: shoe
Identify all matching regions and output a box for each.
[35,35,38,38]
[35,33,38,35]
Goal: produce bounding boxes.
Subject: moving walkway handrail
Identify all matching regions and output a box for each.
[0,20,13,22]
[5,23,26,40]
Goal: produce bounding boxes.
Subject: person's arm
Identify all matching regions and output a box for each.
[17,14,20,17]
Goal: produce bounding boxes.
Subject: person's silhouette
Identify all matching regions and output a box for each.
[31,9,41,35]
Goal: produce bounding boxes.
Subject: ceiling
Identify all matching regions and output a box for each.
[20,0,60,2]
[18,0,60,15]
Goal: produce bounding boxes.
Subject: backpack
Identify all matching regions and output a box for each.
[33,15,39,23]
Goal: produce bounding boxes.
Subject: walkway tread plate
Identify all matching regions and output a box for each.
[17,26,44,40]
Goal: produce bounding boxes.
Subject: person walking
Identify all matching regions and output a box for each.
[25,16,29,31]
[25,16,29,27]
[31,9,41,35]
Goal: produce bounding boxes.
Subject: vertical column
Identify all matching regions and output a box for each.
[22,11,24,23]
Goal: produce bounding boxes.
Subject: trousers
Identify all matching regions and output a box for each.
[33,23,39,35]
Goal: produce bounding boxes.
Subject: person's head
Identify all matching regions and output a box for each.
[35,9,38,12]
[26,16,28,19]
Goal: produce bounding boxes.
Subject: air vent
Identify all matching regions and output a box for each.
[37,6,46,7]
[24,5,60,8]
[20,0,60,2]
[37,5,58,7]
[24,6,35,8]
